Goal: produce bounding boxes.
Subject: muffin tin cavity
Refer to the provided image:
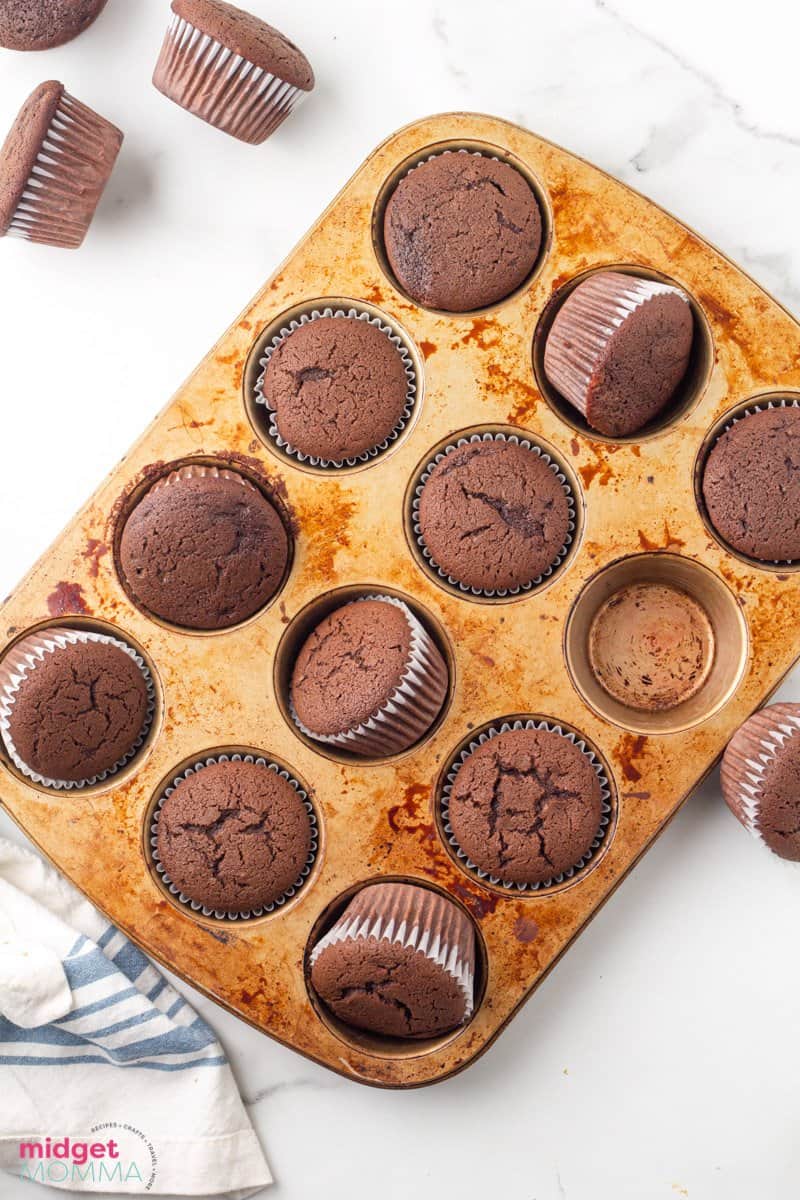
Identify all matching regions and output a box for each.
[372,140,552,315]
[304,878,487,1060]
[405,426,582,603]
[143,748,321,926]
[565,554,748,735]
[533,265,714,444]
[243,299,423,474]
[274,585,454,764]
[694,393,800,571]
[436,717,616,897]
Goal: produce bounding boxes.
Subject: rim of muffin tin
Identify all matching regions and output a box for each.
[405,426,583,603]
[0,618,161,795]
[145,750,320,924]
[303,875,489,1062]
[112,455,295,636]
[371,139,554,316]
[532,262,716,445]
[436,716,617,898]
[694,391,800,572]
[243,299,424,475]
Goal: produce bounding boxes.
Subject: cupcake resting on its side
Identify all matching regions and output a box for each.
[721,703,800,862]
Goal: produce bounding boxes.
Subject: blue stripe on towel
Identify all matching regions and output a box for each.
[0,1054,227,1071]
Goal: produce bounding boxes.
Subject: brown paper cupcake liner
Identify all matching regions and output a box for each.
[310,882,475,1018]
[150,753,318,920]
[412,432,576,597]
[720,704,800,861]
[543,272,691,423]
[0,628,155,790]
[290,595,448,756]
[6,91,122,249]
[441,719,612,892]
[153,13,307,145]
[254,306,418,469]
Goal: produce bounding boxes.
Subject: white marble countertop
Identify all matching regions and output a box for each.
[2,2,800,1197]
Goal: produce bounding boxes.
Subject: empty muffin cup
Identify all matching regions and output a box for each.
[720,703,800,863]
[0,627,155,789]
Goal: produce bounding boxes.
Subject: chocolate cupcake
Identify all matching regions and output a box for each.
[415,435,573,595]
[153,0,314,144]
[153,756,316,916]
[443,722,610,887]
[310,882,475,1039]
[721,703,800,862]
[383,152,543,312]
[290,596,448,757]
[0,81,123,249]
[0,0,108,51]
[256,311,415,466]
[588,583,714,712]
[119,465,289,630]
[0,628,154,789]
[702,404,800,562]
[543,271,694,437]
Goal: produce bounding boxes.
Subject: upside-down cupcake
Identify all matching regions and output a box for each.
[290,597,448,757]
[543,270,694,437]
[153,0,314,144]
[310,882,475,1039]
[721,703,800,862]
[0,627,154,789]
[0,80,123,249]
[0,1,108,50]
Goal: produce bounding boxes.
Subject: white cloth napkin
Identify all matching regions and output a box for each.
[0,837,272,1197]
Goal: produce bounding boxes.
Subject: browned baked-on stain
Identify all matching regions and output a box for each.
[47,582,90,617]
[239,318,252,332]
[459,317,501,350]
[615,733,648,783]
[362,284,384,305]
[301,484,356,581]
[570,437,580,456]
[215,349,245,389]
[623,791,652,801]
[579,451,614,489]
[486,362,540,425]
[448,878,499,920]
[387,781,431,834]
[419,340,437,358]
[83,539,108,579]
[513,916,539,944]
[278,600,290,626]
[638,521,686,552]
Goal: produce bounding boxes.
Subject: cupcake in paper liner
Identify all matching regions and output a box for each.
[721,703,800,863]
[153,0,314,145]
[310,881,475,1039]
[254,307,417,469]
[543,270,694,437]
[413,432,575,597]
[702,399,800,564]
[0,81,123,249]
[152,754,318,919]
[442,719,612,891]
[290,595,448,758]
[0,627,154,790]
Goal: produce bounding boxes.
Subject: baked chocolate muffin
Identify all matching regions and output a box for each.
[416,439,571,593]
[291,597,448,757]
[259,316,410,463]
[383,152,542,312]
[702,406,800,562]
[310,882,475,1038]
[447,727,604,885]
[119,466,289,630]
[543,271,694,437]
[0,0,107,50]
[721,703,800,861]
[588,583,714,712]
[0,629,151,786]
[156,759,313,913]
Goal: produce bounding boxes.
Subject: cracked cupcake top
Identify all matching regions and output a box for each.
[417,440,571,592]
[156,760,312,913]
[448,728,603,885]
[383,153,542,312]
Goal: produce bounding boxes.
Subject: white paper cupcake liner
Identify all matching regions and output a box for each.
[412,432,576,597]
[253,306,418,468]
[150,753,318,920]
[720,704,800,869]
[0,628,155,791]
[440,718,613,892]
[290,594,448,756]
[153,14,306,144]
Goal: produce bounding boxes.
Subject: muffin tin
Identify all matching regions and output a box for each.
[3,112,800,1087]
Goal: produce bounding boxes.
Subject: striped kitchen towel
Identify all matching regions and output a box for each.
[0,837,271,1196]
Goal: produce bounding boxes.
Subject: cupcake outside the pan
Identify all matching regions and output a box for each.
[0,80,122,248]
[153,0,314,145]
[0,0,108,51]
[543,270,694,437]
[310,882,475,1039]
[721,703,800,862]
